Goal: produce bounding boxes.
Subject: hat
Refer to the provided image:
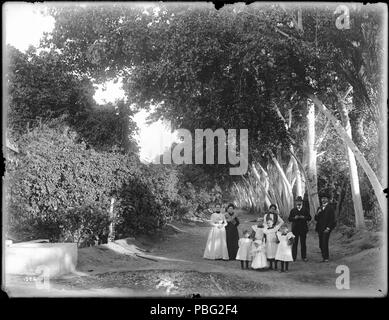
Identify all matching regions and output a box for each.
[295,196,303,202]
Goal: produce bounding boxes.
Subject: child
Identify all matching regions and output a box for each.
[275,224,295,272]
[251,239,269,270]
[251,217,265,241]
[263,219,280,270]
[236,230,253,269]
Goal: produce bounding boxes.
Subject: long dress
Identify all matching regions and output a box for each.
[236,238,252,261]
[203,212,229,260]
[275,232,295,262]
[263,225,281,259]
[225,213,240,260]
[251,240,269,269]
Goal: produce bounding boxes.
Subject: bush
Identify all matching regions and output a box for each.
[59,205,110,247]
[114,164,182,237]
[6,124,189,242]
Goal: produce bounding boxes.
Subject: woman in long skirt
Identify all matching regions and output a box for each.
[224,203,240,260]
[203,204,229,260]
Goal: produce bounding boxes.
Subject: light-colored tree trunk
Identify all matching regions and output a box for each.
[306,99,320,217]
[272,104,304,198]
[339,100,366,229]
[289,149,314,219]
[269,152,294,214]
[252,163,271,208]
[292,146,304,197]
[108,197,116,242]
[378,118,388,187]
[305,92,386,220]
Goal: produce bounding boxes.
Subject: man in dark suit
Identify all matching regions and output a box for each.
[289,196,311,262]
[315,193,337,262]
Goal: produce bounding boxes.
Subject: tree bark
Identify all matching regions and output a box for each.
[339,101,366,229]
[270,152,294,215]
[377,115,388,187]
[291,146,303,197]
[252,163,271,207]
[108,197,116,242]
[305,92,386,220]
[289,149,314,219]
[306,99,320,217]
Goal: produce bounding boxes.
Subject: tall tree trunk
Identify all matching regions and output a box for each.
[252,163,271,208]
[305,92,386,220]
[377,119,387,186]
[349,98,366,149]
[108,197,116,242]
[339,101,366,229]
[306,99,320,217]
[289,149,315,219]
[335,180,346,221]
[291,146,303,197]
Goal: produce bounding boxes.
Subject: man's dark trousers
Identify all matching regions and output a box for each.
[292,231,307,260]
[315,203,336,260]
[318,231,331,260]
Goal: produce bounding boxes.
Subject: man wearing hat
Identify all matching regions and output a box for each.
[288,196,311,261]
[315,192,336,262]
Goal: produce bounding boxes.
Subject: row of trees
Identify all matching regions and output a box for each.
[43,3,385,228]
[6,3,386,243]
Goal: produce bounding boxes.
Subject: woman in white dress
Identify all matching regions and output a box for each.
[203,204,229,260]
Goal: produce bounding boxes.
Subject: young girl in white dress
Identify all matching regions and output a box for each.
[263,219,281,270]
[251,217,265,241]
[251,238,269,270]
[275,224,295,272]
[203,204,229,260]
[236,230,253,269]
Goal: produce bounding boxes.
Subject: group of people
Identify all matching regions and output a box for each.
[203,193,337,271]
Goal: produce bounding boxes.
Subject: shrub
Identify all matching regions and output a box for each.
[59,205,110,247]
[5,124,187,242]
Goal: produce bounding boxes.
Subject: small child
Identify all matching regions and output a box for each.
[263,219,280,270]
[251,239,269,270]
[236,230,253,269]
[275,224,295,272]
[251,217,265,241]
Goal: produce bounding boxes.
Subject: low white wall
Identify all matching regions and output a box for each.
[5,243,78,277]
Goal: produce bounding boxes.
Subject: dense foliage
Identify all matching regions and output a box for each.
[5,2,386,245]
[6,123,211,245]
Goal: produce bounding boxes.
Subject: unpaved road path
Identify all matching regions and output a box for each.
[5,211,386,297]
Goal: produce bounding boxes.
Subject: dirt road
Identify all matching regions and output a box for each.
[5,211,386,297]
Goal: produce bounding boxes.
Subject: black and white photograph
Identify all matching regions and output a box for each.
[2,1,388,299]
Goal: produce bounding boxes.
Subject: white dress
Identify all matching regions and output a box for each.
[251,240,269,269]
[263,225,280,259]
[251,225,265,240]
[275,232,295,262]
[236,238,252,261]
[203,212,229,260]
